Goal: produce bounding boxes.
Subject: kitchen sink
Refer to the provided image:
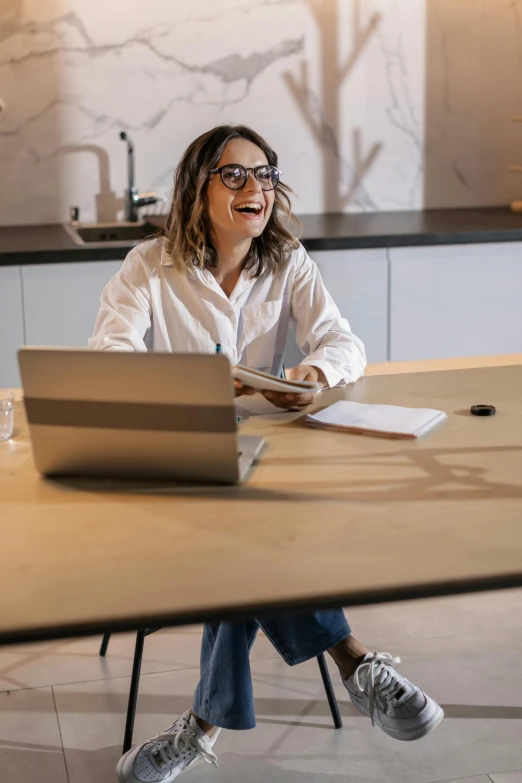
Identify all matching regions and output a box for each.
[64,221,159,246]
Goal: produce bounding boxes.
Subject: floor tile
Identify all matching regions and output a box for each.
[344,588,522,647]
[388,625,522,711]
[0,625,277,693]
[433,778,490,783]
[54,633,522,783]
[0,686,69,783]
[490,771,522,782]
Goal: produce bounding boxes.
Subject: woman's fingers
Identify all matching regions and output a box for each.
[286,366,313,383]
[235,381,257,397]
[286,365,327,387]
[262,390,316,409]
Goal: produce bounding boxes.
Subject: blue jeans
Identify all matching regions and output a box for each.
[192,609,350,730]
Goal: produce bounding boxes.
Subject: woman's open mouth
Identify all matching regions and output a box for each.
[233,201,265,220]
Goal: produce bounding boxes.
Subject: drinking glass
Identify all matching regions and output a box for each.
[0,391,14,442]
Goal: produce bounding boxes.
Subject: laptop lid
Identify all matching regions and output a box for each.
[18,348,242,484]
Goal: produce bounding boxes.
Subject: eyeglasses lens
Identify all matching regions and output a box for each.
[220,165,279,191]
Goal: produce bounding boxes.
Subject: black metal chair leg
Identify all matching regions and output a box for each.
[317,653,342,729]
[122,631,146,754]
[99,632,111,657]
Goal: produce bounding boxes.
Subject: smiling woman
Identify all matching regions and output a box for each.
[163,124,300,276]
[87,126,445,783]
[89,123,367,400]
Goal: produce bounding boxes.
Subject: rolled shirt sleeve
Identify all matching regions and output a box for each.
[291,247,367,387]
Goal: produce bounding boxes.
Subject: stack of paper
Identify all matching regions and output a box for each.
[233,365,323,394]
[306,400,447,439]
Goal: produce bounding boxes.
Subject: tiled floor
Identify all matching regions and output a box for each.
[2,590,522,783]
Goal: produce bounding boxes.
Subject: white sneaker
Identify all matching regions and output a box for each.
[343,652,444,741]
[116,710,220,782]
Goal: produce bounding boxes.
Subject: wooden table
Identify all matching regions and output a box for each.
[1,359,521,646]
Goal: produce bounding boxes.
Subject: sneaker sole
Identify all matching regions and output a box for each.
[115,758,125,783]
[116,750,201,782]
[350,699,445,741]
[116,756,131,783]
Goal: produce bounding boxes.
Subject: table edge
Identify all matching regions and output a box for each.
[1,571,521,647]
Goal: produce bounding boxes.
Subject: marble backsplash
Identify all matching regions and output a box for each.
[1,0,522,225]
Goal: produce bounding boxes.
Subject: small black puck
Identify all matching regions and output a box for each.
[470,404,496,416]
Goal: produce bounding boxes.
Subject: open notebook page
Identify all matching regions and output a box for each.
[306,400,447,439]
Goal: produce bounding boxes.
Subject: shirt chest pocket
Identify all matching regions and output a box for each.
[240,299,289,373]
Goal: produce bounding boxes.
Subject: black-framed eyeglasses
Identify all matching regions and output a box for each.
[209,163,281,191]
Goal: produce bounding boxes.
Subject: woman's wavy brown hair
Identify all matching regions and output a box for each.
[163,124,301,276]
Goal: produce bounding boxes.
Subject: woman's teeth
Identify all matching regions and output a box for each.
[234,202,263,214]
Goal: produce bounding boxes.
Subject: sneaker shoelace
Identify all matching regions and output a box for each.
[149,728,218,771]
[353,653,413,726]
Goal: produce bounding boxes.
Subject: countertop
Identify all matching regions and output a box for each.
[2,207,522,266]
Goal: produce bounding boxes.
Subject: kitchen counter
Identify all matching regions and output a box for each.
[1,207,522,266]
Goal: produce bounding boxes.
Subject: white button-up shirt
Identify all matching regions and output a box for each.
[88,238,366,388]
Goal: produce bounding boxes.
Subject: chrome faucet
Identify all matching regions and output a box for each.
[119,131,159,222]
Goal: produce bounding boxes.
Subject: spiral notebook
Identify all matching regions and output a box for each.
[306,400,447,439]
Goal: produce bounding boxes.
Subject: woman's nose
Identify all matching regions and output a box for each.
[243,171,262,193]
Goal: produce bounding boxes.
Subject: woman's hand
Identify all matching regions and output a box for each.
[234,379,256,398]
[261,365,326,411]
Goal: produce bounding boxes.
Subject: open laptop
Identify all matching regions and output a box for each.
[18,348,264,484]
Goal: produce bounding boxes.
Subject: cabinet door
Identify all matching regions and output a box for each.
[0,266,24,387]
[22,261,122,347]
[285,248,389,367]
[389,243,522,361]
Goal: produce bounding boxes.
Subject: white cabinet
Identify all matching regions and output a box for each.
[14,239,522,377]
[389,243,522,361]
[285,248,389,366]
[22,260,122,348]
[0,266,24,387]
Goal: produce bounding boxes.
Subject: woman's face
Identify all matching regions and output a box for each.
[206,138,276,245]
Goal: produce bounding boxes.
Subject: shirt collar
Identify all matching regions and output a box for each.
[159,244,200,279]
[159,242,173,267]
[159,244,258,297]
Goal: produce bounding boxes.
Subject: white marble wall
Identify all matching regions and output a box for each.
[0,0,521,225]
